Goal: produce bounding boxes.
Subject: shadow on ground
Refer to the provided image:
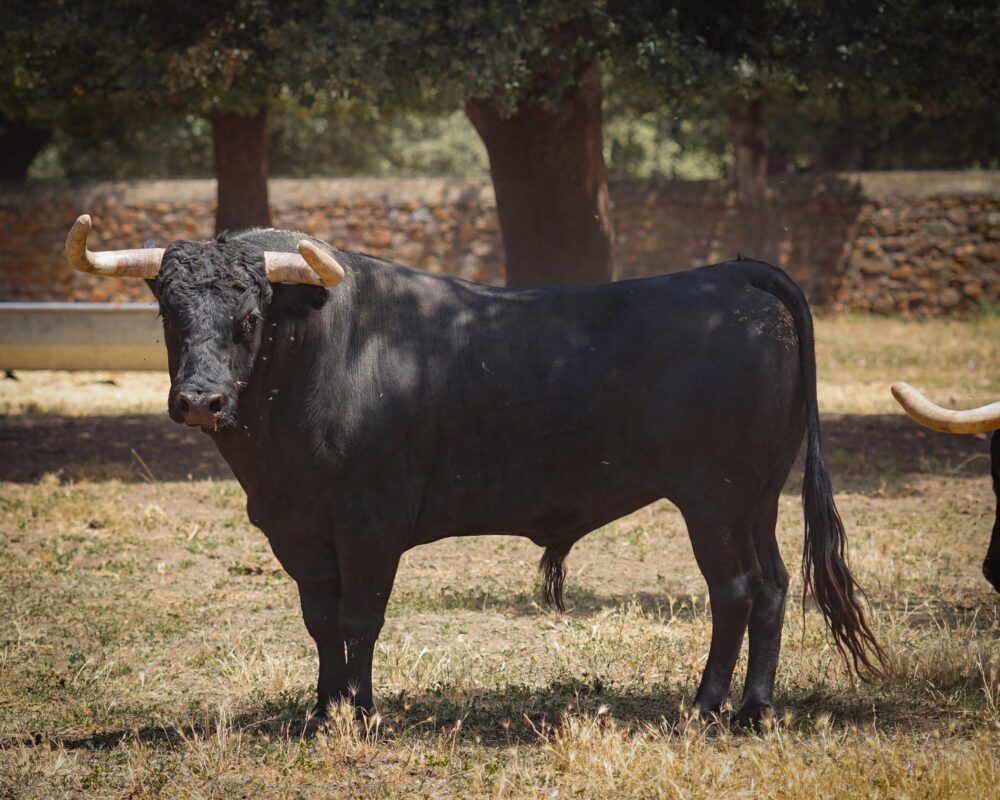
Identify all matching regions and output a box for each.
[3,677,959,754]
[0,413,228,482]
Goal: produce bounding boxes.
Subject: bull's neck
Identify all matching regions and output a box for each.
[209,311,327,495]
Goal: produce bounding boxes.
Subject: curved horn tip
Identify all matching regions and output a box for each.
[67,214,93,243]
[65,214,94,271]
[297,240,345,287]
[64,213,164,279]
[891,380,1000,434]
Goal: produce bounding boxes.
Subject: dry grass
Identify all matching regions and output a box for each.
[1,317,999,798]
[0,370,168,416]
[814,314,999,415]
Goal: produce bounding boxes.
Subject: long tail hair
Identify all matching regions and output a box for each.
[747,261,889,679]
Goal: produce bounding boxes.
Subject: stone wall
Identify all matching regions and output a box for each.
[1,172,997,315]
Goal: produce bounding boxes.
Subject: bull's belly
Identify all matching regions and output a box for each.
[413,478,664,548]
[411,388,803,549]
[410,424,704,547]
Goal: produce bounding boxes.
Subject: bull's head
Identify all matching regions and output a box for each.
[892,382,1000,593]
[65,215,344,431]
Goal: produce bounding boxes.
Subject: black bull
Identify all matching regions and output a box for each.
[145,228,885,727]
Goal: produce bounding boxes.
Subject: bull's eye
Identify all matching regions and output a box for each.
[238,313,259,339]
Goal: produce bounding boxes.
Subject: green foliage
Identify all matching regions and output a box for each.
[29,109,491,180]
[4,1,999,179]
[0,1,295,125]
[29,116,215,180]
[268,109,491,178]
[608,0,1000,173]
[1,0,614,128]
[603,109,728,180]
[30,104,731,182]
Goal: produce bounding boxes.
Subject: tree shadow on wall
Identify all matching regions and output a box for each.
[610,174,865,307]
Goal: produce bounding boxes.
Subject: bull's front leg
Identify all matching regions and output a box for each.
[336,543,401,717]
[259,518,351,719]
[296,577,348,716]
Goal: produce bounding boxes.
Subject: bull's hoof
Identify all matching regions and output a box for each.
[684,701,725,731]
[310,696,376,727]
[730,701,774,733]
[300,710,329,738]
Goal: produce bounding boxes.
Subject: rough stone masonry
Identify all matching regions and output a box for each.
[1,172,997,316]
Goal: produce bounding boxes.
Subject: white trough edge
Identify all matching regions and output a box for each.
[0,302,166,371]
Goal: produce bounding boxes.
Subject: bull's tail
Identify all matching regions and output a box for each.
[744,261,888,680]
[539,542,573,611]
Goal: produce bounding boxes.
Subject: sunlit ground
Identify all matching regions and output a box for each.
[1,316,998,798]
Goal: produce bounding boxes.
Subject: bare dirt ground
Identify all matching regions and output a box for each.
[1,317,998,798]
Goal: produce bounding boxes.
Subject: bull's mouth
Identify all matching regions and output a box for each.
[191,418,232,433]
[173,414,237,434]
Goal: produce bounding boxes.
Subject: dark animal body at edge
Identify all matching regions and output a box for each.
[148,226,884,724]
[986,431,1000,590]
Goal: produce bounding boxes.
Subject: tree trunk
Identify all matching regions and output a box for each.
[211,109,271,233]
[816,127,865,171]
[466,62,614,287]
[729,97,779,264]
[0,118,51,181]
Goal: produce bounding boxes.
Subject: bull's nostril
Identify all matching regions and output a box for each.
[208,395,224,415]
[178,397,190,415]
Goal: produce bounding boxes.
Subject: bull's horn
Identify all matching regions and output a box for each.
[66,215,345,287]
[65,214,164,278]
[262,241,345,287]
[891,382,1000,434]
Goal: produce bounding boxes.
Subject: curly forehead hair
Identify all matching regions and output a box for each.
[154,235,273,314]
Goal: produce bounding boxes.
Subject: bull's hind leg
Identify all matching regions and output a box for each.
[681,505,762,719]
[731,487,790,729]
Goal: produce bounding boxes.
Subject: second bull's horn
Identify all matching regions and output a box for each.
[65,215,345,287]
[891,382,1000,434]
[65,214,165,278]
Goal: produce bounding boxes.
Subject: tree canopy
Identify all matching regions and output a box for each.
[608,0,1000,172]
[5,1,999,181]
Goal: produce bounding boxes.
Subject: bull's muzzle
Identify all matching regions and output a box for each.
[172,389,227,429]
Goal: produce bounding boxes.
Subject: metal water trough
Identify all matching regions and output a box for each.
[0,303,166,371]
